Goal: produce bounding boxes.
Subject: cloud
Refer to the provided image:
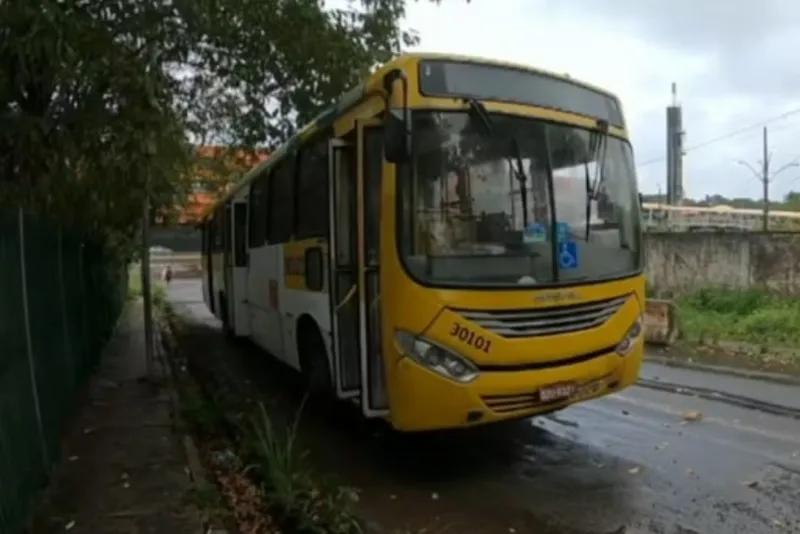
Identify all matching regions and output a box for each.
[402,0,800,200]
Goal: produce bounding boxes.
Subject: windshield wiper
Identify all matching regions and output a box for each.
[464,98,532,230]
[464,99,532,229]
[584,119,610,240]
[509,137,530,228]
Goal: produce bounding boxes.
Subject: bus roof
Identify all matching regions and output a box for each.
[202,52,620,220]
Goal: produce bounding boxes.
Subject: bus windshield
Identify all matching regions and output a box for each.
[397,110,642,287]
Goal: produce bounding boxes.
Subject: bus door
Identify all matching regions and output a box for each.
[230,201,250,336]
[357,118,388,416]
[222,204,235,328]
[328,137,361,399]
[328,119,388,416]
[202,219,215,315]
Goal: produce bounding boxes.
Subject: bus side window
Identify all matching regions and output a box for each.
[335,138,356,266]
[268,158,295,244]
[215,214,224,252]
[234,203,248,266]
[248,173,268,248]
[209,213,220,253]
[296,137,329,240]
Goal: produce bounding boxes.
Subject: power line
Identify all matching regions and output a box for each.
[637,106,800,168]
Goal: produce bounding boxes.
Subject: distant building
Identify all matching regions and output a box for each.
[641,202,800,232]
[162,145,269,226]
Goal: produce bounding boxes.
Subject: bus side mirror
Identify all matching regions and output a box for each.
[383,109,411,163]
[638,192,644,208]
[382,69,411,164]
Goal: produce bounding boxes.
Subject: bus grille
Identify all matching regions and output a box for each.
[452,295,628,338]
[481,392,550,413]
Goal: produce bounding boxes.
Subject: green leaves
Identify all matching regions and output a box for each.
[1,0,191,245]
[2,0,464,253]
[177,0,428,148]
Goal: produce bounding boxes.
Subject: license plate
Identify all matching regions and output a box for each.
[539,382,577,402]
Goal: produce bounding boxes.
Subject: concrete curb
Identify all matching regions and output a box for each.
[637,377,800,419]
[644,354,800,387]
[155,315,230,534]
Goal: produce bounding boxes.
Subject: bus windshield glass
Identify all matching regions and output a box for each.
[397,111,642,287]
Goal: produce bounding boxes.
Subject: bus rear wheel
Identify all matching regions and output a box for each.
[298,319,332,397]
[219,292,234,340]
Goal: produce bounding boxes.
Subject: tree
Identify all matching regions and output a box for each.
[176,0,427,148]
[0,0,191,252]
[1,0,461,247]
[784,191,800,209]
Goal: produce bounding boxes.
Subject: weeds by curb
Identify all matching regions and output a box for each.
[159,307,364,534]
[154,307,236,534]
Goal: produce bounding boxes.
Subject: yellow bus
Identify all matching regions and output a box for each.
[201,53,645,432]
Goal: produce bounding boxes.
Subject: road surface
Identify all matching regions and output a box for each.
[166,280,800,534]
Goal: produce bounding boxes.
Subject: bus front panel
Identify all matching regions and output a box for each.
[378,99,644,431]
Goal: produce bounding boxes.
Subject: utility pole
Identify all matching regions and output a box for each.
[140,178,154,377]
[140,139,157,378]
[737,125,798,232]
[762,126,770,231]
[141,50,159,379]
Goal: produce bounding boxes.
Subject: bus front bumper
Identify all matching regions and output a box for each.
[388,341,644,432]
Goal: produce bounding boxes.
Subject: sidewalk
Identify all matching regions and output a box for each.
[28,301,202,534]
[640,360,800,412]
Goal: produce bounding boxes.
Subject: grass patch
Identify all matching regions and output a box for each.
[128,263,166,300]
[163,311,364,534]
[244,403,362,534]
[128,264,142,298]
[677,288,800,347]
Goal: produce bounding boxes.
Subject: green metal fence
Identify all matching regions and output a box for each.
[0,210,127,534]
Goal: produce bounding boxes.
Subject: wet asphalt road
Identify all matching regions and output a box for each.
[166,280,800,534]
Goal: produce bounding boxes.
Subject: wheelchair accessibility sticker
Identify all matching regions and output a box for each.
[558,241,579,270]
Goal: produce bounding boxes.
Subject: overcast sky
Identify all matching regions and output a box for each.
[400,0,800,200]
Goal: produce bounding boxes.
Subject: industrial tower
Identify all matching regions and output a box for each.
[665,82,685,205]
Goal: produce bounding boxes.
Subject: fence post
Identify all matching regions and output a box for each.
[17,208,49,467]
[78,242,88,366]
[57,230,74,391]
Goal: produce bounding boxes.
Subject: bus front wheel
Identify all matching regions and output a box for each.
[297,317,332,397]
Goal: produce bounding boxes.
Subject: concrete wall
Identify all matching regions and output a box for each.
[646,232,800,295]
[151,226,201,253]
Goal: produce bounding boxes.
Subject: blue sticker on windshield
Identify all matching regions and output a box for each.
[524,222,547,243]
[558,241,579,270]
[556,222,570,243]
[523,222,571,243]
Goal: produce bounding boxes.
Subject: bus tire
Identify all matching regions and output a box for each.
[219,292,234,339]
[297,317,332,397]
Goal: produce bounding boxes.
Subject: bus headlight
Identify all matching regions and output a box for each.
[616,317,643,355]
[395,331,479,383]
